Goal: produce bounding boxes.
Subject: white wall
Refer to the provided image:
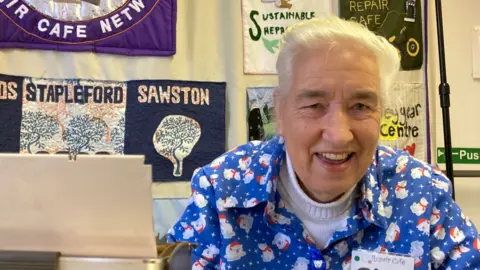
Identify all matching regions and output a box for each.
[428,0,480,225]
[454,178,480,225]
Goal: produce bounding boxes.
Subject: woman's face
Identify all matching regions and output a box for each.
[275,40,381,203]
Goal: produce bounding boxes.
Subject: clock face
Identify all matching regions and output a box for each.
[23,0,127,21]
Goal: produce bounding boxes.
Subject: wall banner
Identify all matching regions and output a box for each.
[246,87,275,141]
[379,83,428,161]
[339,0,423,70]
[241,0,332,74]
[0,73,226,182]
[126,80,225,182]
[0,0,176,56]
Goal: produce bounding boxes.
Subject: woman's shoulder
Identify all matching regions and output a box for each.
[204,140,266,170]
[376,145,452,200]
[189,137,285,209]
[200,137,285,175]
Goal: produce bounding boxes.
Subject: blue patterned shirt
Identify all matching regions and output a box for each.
[167,136,480,269]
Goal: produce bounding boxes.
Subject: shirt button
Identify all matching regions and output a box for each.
[313,260,324,269]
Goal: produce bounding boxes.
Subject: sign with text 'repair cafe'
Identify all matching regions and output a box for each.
[339,0,424,70]
[0,0,177,56]
[242,0,332,74]
[0,73,226,182]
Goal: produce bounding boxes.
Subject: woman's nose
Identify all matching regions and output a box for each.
[322,109,354,146]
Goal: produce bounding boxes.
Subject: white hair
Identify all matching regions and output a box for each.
[276,16,400,99]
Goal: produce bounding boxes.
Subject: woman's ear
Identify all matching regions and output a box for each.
[273,88,284,136]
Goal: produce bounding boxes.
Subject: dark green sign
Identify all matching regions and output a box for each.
[437,147,480,164]
[339,0,423,70]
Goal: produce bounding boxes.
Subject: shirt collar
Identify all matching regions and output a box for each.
[357,152,389,229]
[218,135,285,208]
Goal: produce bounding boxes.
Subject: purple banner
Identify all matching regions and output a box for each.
[0,0,176,56]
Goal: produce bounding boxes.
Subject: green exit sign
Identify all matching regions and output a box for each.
[437,147,480,164]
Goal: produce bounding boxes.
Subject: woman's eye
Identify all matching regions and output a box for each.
[306,103,322,109]
[353,103,370,111]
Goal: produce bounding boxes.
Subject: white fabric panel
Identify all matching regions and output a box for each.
[241,0,332,74]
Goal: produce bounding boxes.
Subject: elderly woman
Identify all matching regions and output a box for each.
[167,16,480,269]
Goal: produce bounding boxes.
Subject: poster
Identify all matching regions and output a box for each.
[0,73,226,182]
[379,83,428,161]
[242,0,332,74]
[0,0,177,56]
[339,0,423,70]
[247,87,275,141]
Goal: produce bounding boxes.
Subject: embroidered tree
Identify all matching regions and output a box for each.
[38,98,71,139]
[66,115,105,154]
[43,143,62,154]
[153,115,201,177]
[110,116,125,154]
[84,103,124,142]
[20,111,60,154]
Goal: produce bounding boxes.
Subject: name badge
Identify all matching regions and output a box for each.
[351,249,414,270]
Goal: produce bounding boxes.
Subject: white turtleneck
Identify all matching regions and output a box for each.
[277,153,356,250]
